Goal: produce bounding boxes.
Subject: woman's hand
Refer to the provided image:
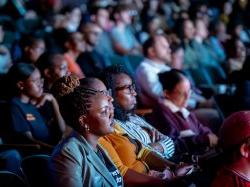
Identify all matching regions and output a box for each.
[207,133,218,147]
[35,93,55,107]
[174,163,194,177]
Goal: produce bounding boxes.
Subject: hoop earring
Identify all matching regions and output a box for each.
[84,124,90,132]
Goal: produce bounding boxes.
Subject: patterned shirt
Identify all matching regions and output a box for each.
[116,114,175,159]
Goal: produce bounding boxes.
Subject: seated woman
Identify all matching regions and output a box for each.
[36,52,69,92]
[212,111,250,187]
[49,75,123,187]
[78,78,192,186]
[7,63,66,151]
[52,75,192,186]
[148,69,218,155]
[99,65,175,159]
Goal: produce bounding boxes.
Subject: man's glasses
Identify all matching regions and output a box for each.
[115,84,136,94]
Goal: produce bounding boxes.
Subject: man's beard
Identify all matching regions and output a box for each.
[114,102,137,122]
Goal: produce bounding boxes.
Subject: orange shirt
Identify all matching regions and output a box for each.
[98,124,150,176]
[64,53,84,79]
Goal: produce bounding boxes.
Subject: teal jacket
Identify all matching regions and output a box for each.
[49,131,123,187]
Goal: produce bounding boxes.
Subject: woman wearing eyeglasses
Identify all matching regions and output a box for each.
[148,69,218,155]
[99,65,175,160]
[49,75,123,187]
[7,63,66,152]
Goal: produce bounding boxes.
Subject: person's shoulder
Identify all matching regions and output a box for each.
[52,134,87,161]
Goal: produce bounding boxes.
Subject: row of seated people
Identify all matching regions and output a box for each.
[0,62,249,186]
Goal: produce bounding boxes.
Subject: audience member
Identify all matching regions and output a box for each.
[148,69,218,155]
[100,65,175,159]
[212,111,250,187]
[49,75,123,187]
[7,63,65,152]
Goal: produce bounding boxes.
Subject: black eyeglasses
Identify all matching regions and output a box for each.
[115,84,136,93]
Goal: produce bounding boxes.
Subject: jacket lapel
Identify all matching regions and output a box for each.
[76,134,117,186]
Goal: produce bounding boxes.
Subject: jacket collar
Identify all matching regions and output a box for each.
[73,131,120,186]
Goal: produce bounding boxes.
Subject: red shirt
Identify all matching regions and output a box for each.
[212,167,250,187]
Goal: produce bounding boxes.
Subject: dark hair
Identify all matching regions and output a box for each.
[99,64,132,121]
[8,63,37,95]
[51,75,101,131]
[36,52,62,77]
[158,69,187,92]
[112,4,131,21]
[80,77,102,88]
[143,34,166,57]
[19,35,44,50]
[89,5,108,16]
[170,42,183,54]
[143,36,155,57]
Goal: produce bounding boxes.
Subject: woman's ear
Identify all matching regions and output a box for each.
[17,81,24,91]
[240,143,250,158]
[79,115,90,132]
[44,68,52,79]
[163,90,170,99]
[148,47,155,58]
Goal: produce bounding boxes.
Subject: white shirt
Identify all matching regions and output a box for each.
[161,98,190,119]
[135,58,171,107]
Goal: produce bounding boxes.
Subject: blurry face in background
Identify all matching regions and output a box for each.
[149,0,159,12]
[21,69,44,99]
[148,17,162,35]
[216,21,226,34]
[152,35,172,63]
[165,77,191,108]
[95,9,110,30]
[183,20,195,40]
[171,48,184,70]
[120,10,132,25]
[65,7,81,32]
[223,1,232,15]
[27,40,46,63]
[85,25,102,47]
[70,32,85,53]
[50,55,68,80]
[195,19,208,39]
[235,39,246,60]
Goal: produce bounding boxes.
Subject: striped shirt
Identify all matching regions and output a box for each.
[116,114,175,159]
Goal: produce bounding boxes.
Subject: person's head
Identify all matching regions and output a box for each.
[61,6,82,32]
[171,43,184,70]
[51,75,114,137]
[194,18,208,40]
[226,38,246,60]
[219,111,250,164]
[113,4,132,25]
[8,63,43,99]
[36,52,68,86]
[90,6,110,30]
[99,65,136,121]
[181,19,195,40]
[159,69,191,108]
[82,22,102,48]
[143,34,171,64]
[64,31,85,53]
[20,36,46,63]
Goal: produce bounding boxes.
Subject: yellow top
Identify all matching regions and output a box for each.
[98,123,151,176]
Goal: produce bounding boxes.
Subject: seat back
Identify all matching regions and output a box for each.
[0,170,27,187]
[21,154,51,187]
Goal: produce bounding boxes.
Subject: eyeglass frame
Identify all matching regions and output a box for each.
[115,83,136,94]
